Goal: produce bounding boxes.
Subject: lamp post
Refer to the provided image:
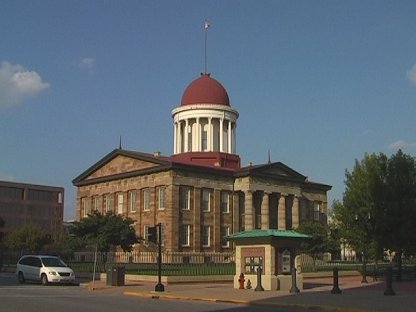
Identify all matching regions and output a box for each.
[154,223,164,292]
[355,212,372,284]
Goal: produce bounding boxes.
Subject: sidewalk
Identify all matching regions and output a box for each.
[87,275,416,312]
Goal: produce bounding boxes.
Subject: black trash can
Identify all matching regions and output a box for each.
[114,266,125,286]
[106,267,113,286]
[106,266,125,286]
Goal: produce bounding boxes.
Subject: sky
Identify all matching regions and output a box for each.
[1,0,415,221]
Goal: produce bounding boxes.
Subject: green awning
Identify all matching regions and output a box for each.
[226,229,311,240]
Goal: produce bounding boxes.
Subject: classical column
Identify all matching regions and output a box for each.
[244,190,253,231]
[184,119,189,152]
[173,122,177,154]
[277,193,286,230]
[227,120,232,153]
[178,121,182,154]
[232,123,236,154]
[208,117,212,151]
[196,117,201,152]
[261,191,270,229]
[292,196,299,229]
[219,118,224,152]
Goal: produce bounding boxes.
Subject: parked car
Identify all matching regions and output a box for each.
[16,255,75,285]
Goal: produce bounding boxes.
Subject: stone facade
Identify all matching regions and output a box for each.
[73,149,331,253]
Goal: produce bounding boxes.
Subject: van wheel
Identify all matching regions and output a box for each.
[41,274,48,285]
[18,272,25,283]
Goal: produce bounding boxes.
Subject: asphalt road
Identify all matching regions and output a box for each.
[0,273,305,312]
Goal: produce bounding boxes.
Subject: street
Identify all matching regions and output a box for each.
[0,273,304,312]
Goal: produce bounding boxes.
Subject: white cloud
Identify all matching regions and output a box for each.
[407,63,416,84]
[78,57,95,73]
[388,139,416,151]
[0,61,50,108]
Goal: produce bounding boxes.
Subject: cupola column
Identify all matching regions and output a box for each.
[227,120,232,153]
[184,119,189,152]
[208,117,213,151]
[173,122,178,154]
[232,123,237,154]
[178,121,183,153]
[196,117,201,152]
[219,118,224,152]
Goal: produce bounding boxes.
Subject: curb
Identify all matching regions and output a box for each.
[123,290,370,312]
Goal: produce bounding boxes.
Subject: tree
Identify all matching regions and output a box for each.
[5,225,50,254]
[333,150,416,281]
[69,211,138,253]
[46,232,83,261]
[376,150,416,280]
[297,220,330,269]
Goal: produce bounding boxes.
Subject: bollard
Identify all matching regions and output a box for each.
[331,267,342,294]
[254,267,264,291]
[384,266,395,296]
[290,267,300,293]
[238,273,245,289]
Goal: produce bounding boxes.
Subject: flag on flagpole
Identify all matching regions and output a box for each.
[204,19,210,29]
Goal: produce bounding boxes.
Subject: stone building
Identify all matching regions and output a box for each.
[72,73,331,253]
[0,180,64,240]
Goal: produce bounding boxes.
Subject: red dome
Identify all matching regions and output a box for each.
[181,73,230,106]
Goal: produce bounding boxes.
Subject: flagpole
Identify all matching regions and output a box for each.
[204,19,210,74]
[205,26,207,74]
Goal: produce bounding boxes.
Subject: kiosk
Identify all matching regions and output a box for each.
[227,229,311,291]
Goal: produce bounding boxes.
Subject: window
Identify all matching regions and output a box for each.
[0,186,24,200]
[158,187,165,210]
[314,201,321,221]
[143,225,151,242]
[187,125,192,152]
[202,225,210,247]
[81,197,90,217]
[103,194,112,212]
[180,224,190,246]
[179,186,190,210]
[221,191,230,213]
[117,193,124,214]
[143,189,150,211]
[221,226,230,247]
[202,126,208,151]
[58,192,63,204]
[92,196,99,212]
[201,189,211,212]
[128,190,137,212]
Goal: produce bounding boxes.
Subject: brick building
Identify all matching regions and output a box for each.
[72,73,331,253]
[0,180,64,240]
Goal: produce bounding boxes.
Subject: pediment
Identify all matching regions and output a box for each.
[237,162,307,182]
[86,154,159,180]
[73,149,170,185]
[257,165,293,177]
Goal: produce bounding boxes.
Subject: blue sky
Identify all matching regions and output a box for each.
[1,0,415,220]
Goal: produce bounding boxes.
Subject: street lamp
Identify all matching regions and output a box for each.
[355,212,372,283]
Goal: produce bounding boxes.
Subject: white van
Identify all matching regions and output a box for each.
[16,255,75,285]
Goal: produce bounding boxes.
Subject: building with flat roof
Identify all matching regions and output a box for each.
[0,180,64,241]
[73,73,331,253]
